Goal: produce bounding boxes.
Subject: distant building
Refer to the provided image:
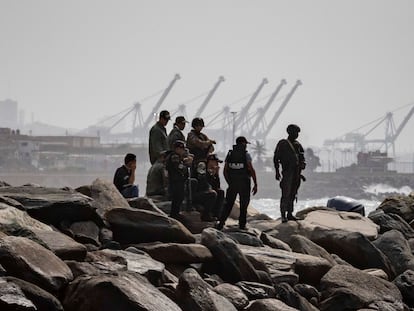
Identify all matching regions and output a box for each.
[0,99,18,129]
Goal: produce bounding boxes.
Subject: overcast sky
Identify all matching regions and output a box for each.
[1,0,414,153]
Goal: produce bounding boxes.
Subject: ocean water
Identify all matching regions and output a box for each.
[251,183,413,219]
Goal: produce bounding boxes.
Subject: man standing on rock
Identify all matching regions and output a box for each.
[217,136,258,230]
[273,124,306,223]
[149,110,170,165]
[168,116,188,150]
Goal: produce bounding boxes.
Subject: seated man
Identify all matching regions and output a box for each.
[113,153,139,198]
[192,160,217,222]
[206,154,225,218]
[146,150,170,198]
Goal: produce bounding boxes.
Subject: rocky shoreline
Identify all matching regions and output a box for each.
[0,178,413,310]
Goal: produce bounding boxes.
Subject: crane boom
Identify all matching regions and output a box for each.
[194,76,225,118]
[261,80,302,139]
[235,78,268,127]
[250,79,286,136]
[392,105,414,142]
[143,74,181,128]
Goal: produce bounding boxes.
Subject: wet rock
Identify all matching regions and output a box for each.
[320,264,404,311]
[106,208,195,244]
[176,268,237,311]
[372,229,414,275]
[201,228,261,283]
[63,271,181,311]
[0,236,73,293]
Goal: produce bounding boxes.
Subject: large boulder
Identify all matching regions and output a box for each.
[376,194,414,223]
[393,269,414,306]
[0,185,100,226]
[274,282,319,311]
[320,265,404,311]
[239,245,332,286]
[201,228,261,283]
[4,276,64,311]
[0,236,73,293]
[369,209,414,239]
[245,298,299,311]
[63,272,181,311]
[289,234,337,266]
[260,232,292,252]
[176,268,237,311]
[372,229,414,275]
[69,221,100,246]
[133,242,213,264]
[213,283,249,310]
[105,208,195,244]
[0,277,36,310]
[235,281,276,300]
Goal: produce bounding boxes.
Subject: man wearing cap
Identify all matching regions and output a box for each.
[187,117,216,164]
[166,140,189,218]
[113,153,139,198]
[273,124,306,223]
[217,136,258,230]
[168,116,187,150]
[149,110,170,165]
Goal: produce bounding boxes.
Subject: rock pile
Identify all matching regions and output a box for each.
[0,178,413,310]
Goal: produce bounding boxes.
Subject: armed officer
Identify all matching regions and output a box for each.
[217,136,258,230]
[273,124,306,222]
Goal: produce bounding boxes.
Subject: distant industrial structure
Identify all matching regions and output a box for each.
[0,99,18,129]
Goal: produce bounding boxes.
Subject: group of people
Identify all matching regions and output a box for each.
[113,109,306,229]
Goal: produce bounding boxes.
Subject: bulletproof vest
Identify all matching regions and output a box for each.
[227,145,248,177]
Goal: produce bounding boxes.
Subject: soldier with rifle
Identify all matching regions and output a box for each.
[273,124,306,223]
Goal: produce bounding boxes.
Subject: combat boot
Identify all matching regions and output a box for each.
[287,212,297,221]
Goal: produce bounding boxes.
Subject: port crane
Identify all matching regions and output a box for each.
[259,80,302,140]
[324,103,414,157]
[235,78,268,132]
[193,76,225,119]
[250,79,287,138]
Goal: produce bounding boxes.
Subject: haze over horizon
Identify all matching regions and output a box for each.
[1,0,414,153]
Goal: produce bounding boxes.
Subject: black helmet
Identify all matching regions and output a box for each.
[287,124,300,135]
[191,117,205,128]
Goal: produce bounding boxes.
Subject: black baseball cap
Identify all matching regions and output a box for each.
[207,154,223,163]
[236,136,250,144]
[175,116,188,124]
[160,110,171,120]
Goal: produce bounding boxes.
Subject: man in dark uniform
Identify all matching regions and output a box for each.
[168,116,187,150]
[113,153,139,198]
[186,117,216,165]
[206,153,225,218]
[217,136,258,230]
[146,150,170,198]
[166,140,189,218]
[149,110,170,165]
[273,124,306,223]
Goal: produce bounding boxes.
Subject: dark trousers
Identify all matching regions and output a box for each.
[220,177,251,228]
[193,191,216,218]
[169,180,185,217]
[212,189,225,217]
[279,171,301,215]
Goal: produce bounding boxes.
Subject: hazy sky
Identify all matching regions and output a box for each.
[1,0,414,153]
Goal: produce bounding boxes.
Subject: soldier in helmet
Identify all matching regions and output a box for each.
[186,117,216,165]
[273,124,306,223]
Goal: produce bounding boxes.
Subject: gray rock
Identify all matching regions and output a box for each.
[31,229,87,261]
[128,197,166,215]
[275,282,319,311]
[372,229,414,275]
[70,221,100,246]
[377,194,414,223]
[0,236,73,293]
[133,242,213,264]
[393,269,414,305]
[0,277,36,310]
[106,208,195,244]
[213,283,249,310]
[63,271,181,311]
[320,265,404,311]
[289,234,337,266]
[0,185,100,226]
[260,232,292,252]
[226,231,264,247]
[245,298,299,311]
[176,268,237,311]
[235,281,276,299]
[201,228,261,283]
[5,276,64,311]
[369,209,414,239]
[294,283,320,305]
[65,260,127,279]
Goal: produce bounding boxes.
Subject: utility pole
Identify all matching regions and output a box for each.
[231,111,237,144]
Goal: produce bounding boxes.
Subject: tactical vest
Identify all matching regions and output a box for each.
[226,145,248,177]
